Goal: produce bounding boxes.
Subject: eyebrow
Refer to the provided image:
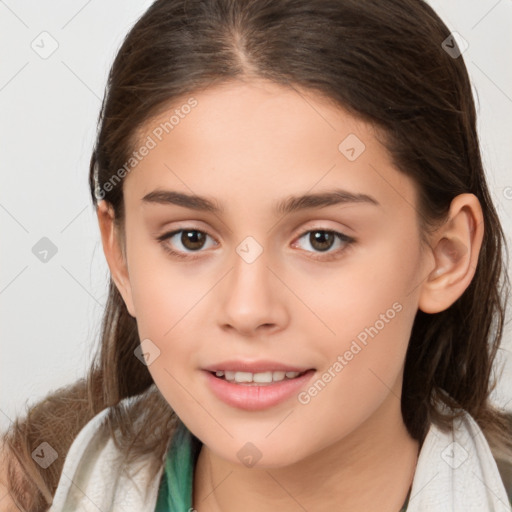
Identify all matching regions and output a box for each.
[141,188,380,216]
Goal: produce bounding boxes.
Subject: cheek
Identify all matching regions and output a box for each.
[125,230,206,335]
[123,237,211,400]
[295,299,415,454]
[297,229,421,345]
[302,233,422,404]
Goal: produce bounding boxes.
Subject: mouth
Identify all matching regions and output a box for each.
[203,367,316,410]
[208,369,311,386]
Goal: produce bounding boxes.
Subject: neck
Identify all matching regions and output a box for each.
[193,391,420,512]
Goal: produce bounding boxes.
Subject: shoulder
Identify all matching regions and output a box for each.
[413,404,512,509]
[48,404,114,510]
[50,390,165,512]
[447,407,512,503]
[459,409,512,501]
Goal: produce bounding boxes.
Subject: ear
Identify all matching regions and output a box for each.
[96,200,136,317]
[418,193,484,314]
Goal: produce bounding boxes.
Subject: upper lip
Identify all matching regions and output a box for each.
[203,360,314,373]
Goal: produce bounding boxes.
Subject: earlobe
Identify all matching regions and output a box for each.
[96,200,137,317]
[418,193,484,314]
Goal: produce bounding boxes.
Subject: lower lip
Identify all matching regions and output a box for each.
[202,369,316,411]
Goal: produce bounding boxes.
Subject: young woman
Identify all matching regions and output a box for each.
[2,1,512,511]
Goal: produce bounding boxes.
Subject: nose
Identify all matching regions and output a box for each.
[218,244,288,337]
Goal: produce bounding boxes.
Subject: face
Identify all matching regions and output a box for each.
[112,79,432,467]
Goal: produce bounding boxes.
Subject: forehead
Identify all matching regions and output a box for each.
[124,79,419,219]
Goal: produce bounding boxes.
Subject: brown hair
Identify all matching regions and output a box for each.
[3,0,511,509]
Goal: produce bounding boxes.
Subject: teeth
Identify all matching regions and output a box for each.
[215,370,303,383]
[253,371,273,383]
[234,371,253,383]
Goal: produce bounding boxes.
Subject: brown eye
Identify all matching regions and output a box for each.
[157,228,217,259]
[308,231,337,252]
[180,230,207,250]
[293,229,355,260]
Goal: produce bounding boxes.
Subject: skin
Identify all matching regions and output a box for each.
[97,79,484,512]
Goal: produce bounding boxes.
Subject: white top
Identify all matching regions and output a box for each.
[49,394,512,512]
[50,399,164,512]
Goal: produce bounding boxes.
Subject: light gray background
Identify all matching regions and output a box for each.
[1,0,511,434]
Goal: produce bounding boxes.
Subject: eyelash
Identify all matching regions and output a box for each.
[156,227,355,262]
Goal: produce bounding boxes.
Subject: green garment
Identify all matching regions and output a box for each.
[154,420,202,512]
[155,421,411,511]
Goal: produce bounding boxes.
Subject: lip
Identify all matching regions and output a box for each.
[202,368,316,411]
[202,360,313,373]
